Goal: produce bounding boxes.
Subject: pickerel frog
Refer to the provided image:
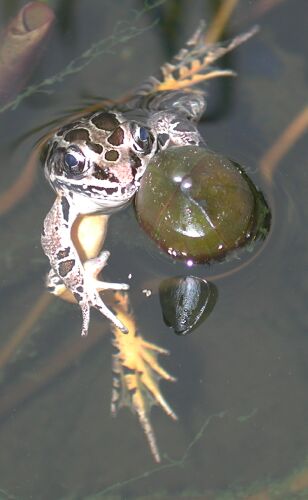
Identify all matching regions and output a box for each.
[41,23,257,461]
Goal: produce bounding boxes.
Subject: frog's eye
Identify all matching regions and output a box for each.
[132,125,154,154]
[63,147,86,175]
[138,127,149,141]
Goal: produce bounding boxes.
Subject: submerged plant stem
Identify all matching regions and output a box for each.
[91,411,227,498]
[0,1,164,115]
[0,141,44,216]
[205,0,239,44]
[0,293,52,371]
[260,105,308,184]
[0,313,108,419]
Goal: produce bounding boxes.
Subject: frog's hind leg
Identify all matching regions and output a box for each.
[131,22,258,120]
[110,292,177,462]
[154,22,258,92]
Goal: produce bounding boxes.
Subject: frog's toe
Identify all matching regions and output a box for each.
[83,251,113,293]
[84,251,130,294]
[84,250,110,276]
[93,294,128,334]
[75,285,128,335]
[80,300,91,336]
[95,280,130,292]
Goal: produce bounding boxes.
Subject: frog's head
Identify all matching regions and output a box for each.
[44,110,157,213]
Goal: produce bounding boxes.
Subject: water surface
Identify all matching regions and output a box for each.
[0,1,307,498]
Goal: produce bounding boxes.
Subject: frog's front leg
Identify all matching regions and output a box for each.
[41,195,129,335]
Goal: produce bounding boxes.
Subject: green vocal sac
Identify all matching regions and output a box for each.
[135,146,270,264]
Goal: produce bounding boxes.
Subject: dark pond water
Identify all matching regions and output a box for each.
[0,0,307,498]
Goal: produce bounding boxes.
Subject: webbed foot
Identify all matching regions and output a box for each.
[46,250,129,335]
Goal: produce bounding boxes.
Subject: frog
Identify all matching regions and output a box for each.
[41,22,257,461]
[42,23,256,335]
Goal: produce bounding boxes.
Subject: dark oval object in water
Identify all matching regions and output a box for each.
[135,146,270,264]
[159,276,217,335]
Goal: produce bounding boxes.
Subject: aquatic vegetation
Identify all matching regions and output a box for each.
[0,1,54,104]
[0,0,166,114]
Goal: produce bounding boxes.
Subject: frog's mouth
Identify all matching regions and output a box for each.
[50,174,138,214]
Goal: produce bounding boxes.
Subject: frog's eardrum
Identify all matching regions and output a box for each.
[135,146,270,264]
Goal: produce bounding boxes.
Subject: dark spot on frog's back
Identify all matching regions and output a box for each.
[93,164,118,184]
[56,121,82,137]
[105,150,119,161]
[73,291,82,302]
[91,112,120,131]
[173,121,191,132]
[157,133,169,147]
[87,142,103,154]
[93,163,108,180]
[57,247,70,259]
[58,259,75,277]
[61,196,70,222]
[44,140,57,166]
[48,146,66,176]
[108,127,124,146]
[105,187,119,195]
[129,150,142,176]
[64,128,90,142]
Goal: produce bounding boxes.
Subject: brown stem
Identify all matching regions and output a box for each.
[205,0,239,44]
[0,292,52,371]
[260,106,308,185]
[0,2,55,104]
[0,140,43,216]
[0,318,108,420]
